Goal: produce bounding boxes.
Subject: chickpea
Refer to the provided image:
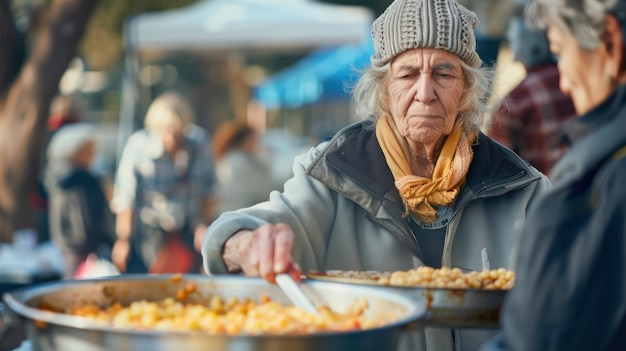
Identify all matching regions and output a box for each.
[378,266,515,290]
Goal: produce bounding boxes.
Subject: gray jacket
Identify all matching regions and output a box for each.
[203,121,550,351]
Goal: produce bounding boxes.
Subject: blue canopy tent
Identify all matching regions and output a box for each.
[254,38,375,109]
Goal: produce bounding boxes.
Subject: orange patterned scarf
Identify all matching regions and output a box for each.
[376,114,474,223]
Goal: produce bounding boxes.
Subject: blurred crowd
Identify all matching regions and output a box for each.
[22,91,292,279]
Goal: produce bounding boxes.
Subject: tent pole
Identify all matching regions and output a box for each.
[225,53,249,123]
[116,18,141,169]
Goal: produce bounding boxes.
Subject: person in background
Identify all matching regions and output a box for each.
[212,121,278,215]
[111,92,218,274]
[485,0,626,350]
[43,123,114,279]
[487,3,577,176]
[32,94,84,244]
[202,0,550,349]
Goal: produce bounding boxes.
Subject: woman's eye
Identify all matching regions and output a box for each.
[397,71,415,79]
[434,71,454,79]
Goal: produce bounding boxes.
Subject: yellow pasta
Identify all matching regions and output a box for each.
[55,282,389,335]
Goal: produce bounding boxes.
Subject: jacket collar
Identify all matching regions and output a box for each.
[562,84,626,145]
[308,122,539,213]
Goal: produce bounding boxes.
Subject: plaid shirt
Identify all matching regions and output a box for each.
[110,128,217,232]
[489,63,577,176]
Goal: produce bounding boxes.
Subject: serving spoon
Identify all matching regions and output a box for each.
[275,274,321,317]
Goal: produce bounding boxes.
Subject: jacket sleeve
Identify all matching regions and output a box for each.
[51,190,86,254]
[202,143,338,274]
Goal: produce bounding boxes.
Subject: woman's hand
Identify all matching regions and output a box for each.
[222,223,301,282]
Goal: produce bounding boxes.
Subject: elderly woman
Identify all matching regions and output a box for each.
[203,0,549,349]
[486,0,626,350]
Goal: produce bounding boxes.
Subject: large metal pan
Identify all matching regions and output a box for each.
[307,271,507,328]
[2,274,427,351]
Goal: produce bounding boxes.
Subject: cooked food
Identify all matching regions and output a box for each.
[309,267,515,290]
[379,267,515,290]
[38,281,389,335]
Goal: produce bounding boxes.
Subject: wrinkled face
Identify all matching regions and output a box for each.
[386,48,465,148]
[547,24,613,115]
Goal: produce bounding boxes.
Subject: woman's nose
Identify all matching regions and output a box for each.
[413,75,437,103]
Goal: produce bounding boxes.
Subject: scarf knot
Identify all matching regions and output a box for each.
[376,114,474,223]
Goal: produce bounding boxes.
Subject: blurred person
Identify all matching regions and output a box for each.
[484,0,626,350]
[43,123,115,279]
[212,121,278,215]
[110,92,218,274]
[488,9,577,176]
[32,94,84,244]
[202,0,550,349]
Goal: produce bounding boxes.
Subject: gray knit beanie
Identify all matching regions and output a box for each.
[371,0,482,68]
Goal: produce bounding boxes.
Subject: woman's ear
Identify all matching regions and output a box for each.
[604,14,626,80]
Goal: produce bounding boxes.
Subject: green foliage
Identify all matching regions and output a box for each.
[81,0,199,70]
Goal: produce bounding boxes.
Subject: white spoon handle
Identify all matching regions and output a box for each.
[275,274,320,316]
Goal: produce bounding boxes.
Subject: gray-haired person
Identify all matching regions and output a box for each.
[202,0,550,349]
[44,123,114,279]
[485,0,626,350]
